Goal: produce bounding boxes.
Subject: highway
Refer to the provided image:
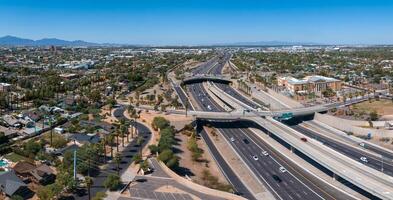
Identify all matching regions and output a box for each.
[214,82,261,109]
[306,120,393,161]
[191,56,219,75]
[186,56,337,200]
[190,83,338,200]
[172,83,193,108]
[291,122,393,177]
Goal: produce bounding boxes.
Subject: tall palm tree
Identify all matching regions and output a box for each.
[85,176,93,200]
[114,153,121,176]
[115,130,120,152]
[101,136,107,163]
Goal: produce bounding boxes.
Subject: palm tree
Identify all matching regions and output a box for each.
[114,153,121,175]
[101,136,107,163]
[85,176,93,200]
[115,131,120,152]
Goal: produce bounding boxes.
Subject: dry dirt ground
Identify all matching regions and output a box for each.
[137,110,229,187]
[174,132,228,185]
[352,99,393,118]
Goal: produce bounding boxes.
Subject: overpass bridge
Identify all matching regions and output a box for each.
[182,74,232,85]
[165,97,368,120]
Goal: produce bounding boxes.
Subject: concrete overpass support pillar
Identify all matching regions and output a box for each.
[290,146,295,153]
[332,173,337,180]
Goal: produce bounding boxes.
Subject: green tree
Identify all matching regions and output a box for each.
[114,153,121,175]
[103,174,121,191]
[158,149,174,163]
[151,116,170,130]
[85,176,93,200]
[369,110,378,121]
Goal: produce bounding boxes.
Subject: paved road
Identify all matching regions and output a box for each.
[212,121,340,200]
[119,158,226,200]
[173,84,192,109]
[307,120,393,161]
[188,80,331,200]
[73,107,151,200]
[184,53,353,200]
[292,123,393,177]
[215,82,260,109]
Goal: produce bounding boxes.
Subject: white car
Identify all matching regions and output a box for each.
[262,151,269,156]
[359,143,365,147]
[279,166,287,173]
[252,155,259,161]
[207,105,212,110]
[230,137,235,142]
[360,157,368,163]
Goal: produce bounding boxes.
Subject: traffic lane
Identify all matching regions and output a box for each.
[308,121,393,161]
[189,78,324,199]
[243,126,349,200]
[196,82,225,112]
[293,125,393,177]
[199,127,255,199]
[220,127,292,200]
[221,127,323,200]
[74,109,152,200]
[187,82,224,112]
[188,84,255,199]
[215,83,259,109]
[174,85,191,108]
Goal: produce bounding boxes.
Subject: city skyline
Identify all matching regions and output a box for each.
[1,0,393,45]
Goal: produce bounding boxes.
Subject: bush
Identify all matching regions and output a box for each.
[166,156,179,169]
[187,135,203,161]
[148,145,159,154]
[201,169,233,192]
[158,149,174,163]
[103,174,121,191]
[152,116,170,130]
[369,110,378,121]
[92,192,107,200]
[132,154,142,164]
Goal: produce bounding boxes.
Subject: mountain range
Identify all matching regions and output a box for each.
[0,35,99,46]
[0,35,324,47]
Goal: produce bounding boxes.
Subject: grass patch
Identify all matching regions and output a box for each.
[5,152,28,162]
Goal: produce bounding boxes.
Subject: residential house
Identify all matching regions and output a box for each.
[67,133,101,146]
[0,171,31,198]
[13,161,56,185]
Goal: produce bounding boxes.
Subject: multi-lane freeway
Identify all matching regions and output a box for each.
[291,122,393,177]
[185,55,350,200]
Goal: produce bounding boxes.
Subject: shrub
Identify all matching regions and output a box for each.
[158,149,173,163]
[152,117,170,130]
[166,156,179,169]
[92,192,107,200]
[148,145,159,154]
[103,174,121,191]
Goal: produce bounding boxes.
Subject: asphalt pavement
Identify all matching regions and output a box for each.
[73,106,151,200]
[292,124,393,177]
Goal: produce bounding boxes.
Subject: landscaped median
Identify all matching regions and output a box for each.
[142,116,245,199]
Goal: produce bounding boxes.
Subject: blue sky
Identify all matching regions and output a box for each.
[1,0,393,45]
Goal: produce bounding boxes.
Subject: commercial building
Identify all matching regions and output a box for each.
[278,75,342,95]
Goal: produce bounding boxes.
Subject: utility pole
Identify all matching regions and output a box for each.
[73,150,77,180]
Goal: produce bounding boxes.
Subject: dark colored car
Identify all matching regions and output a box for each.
[243,138,249,144]
[301,137,308,142]
[272,174,282,183]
